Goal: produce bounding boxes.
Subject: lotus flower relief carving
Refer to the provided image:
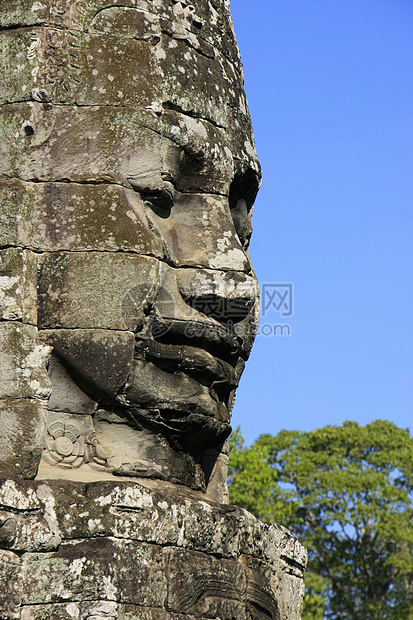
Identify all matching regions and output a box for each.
[44,421,107,470]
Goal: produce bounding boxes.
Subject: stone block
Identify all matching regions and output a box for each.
[226,105,260,177]
[40,330,135,397]
[0,480,61,552]
[0,103,163,189]
[47,355,98,415]
[20,603,86,620]
[0,399,46,479]
[19,602,199,619]
[273,565,307,620]
[0,28,161,108]
[119,607,198,620]
[0,102,236,196]
[240,555,282,620]
[164,547,246,618]
[40,480,307,570]
[157,40,241,129]
[145,193,248,271]
[0,1,45,28]
[156,0,241,71]
[51,480,185,544]
[0,550,23,619]
[41,411,107,473]
[0,0,241,72]
[37,253,159,330]
[0,480,306,617]
[93,410,200,485]
[0,248,37,323]
[21,538,166,608]
[0,180,164,256]
[0,323,52,400]
[160,109,234,195]
[0,0,160,32]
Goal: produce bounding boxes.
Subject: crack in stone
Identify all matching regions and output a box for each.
[162,100,226,131]
[0,504,42,516]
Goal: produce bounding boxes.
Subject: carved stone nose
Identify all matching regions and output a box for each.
[153,264,258,327]
[178,268,258,326]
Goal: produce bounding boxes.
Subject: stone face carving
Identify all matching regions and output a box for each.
[0,0,261,499]
[0,1,307,617]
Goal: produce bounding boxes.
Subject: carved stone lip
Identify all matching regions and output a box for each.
[146,316,247,367]
[127,407,232,449]
[136,339,239,387]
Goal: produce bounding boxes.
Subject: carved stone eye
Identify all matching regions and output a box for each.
[229,170,260,248]
[230,198,249,248]
[141,188,174,218]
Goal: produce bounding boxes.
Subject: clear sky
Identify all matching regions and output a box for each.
[230,0,413,445]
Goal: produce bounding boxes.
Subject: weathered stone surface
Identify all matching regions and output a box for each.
[0,0,242,74]
[0,479,306,619]
[165,547,246,617]
[0,323,51,400]
[0,399,46,479]
[41,330,135,398]
[0,550,23,620]
[154,0,242,70]
[241,555,286,620]
[22,538,166,607]
[18,480,304,568]
[0,0,262,497]
[94,411,202,486]
[41,411,107,472]
[0,103,238,197]
[20,602,116,620]
[227,105,261,176]
[37,253,159,330]
[0,479,61,552]
[158,41,243,129]
[0,103,163,187]
[0,28,161,107]
[0,181,164,255]
[19,603,200,619]
[47,355,98,415]
[0,248,37,323]
[145,193,249,271]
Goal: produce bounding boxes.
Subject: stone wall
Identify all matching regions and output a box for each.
[0,478,306,619]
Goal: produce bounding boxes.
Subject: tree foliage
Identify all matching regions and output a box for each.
[228,420,413,619]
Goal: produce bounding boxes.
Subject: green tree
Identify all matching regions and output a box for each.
[228,420,413,619]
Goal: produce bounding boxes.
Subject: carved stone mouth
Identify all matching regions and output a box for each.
[134,316,247,411]
[112,320,243,447]
[132,339,239,420]
[135,339,240,386]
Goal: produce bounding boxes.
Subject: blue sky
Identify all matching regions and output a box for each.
[230,0,413,445]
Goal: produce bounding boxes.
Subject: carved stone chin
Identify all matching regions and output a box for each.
[0,0,307,616]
